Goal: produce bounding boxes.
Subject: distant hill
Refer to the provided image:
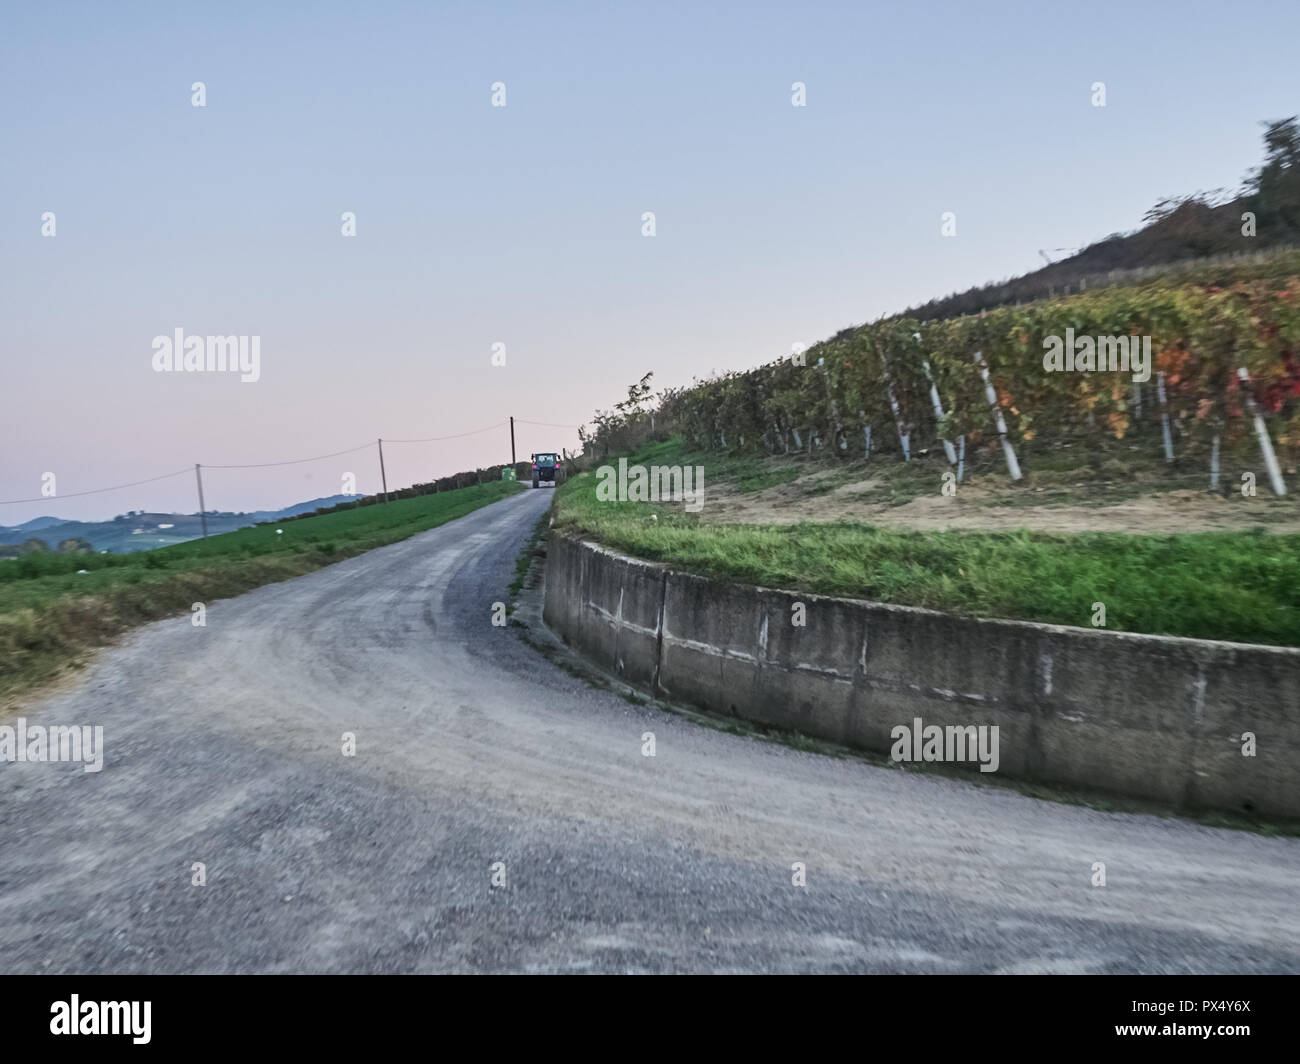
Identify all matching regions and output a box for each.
[0,494,359,555]
[9,516,67,533]
[245,495,359,522]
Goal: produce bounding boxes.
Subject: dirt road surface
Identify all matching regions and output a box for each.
[2,490,1296,973]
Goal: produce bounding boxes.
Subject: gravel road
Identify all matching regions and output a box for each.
[2,489,1297,973]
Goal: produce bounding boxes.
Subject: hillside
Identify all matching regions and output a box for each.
[554,437,1300,646]
[566,120,1300,648]
[899,116,1300,321]
[0,494,358,556]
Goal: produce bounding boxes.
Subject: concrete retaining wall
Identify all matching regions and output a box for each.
[543,532,1300,818]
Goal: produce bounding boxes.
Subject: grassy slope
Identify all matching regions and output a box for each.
[0,480,524,699]
[553,439,1300,646]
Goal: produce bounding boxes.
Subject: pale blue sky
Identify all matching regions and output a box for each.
[3,0,1297,520]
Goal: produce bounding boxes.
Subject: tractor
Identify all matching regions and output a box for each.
[530,452,559,488]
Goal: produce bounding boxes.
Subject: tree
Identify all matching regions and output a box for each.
[1247,116,1300,239]
[615,372,654,418]
[57,537,94,554]
[1138,192,1232,259]
[581,373,657,457]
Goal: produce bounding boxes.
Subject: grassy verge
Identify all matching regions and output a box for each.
[507,509,552,614]
[599,433,1300,511]
[0,480,524,700]
[553,440,1300,646]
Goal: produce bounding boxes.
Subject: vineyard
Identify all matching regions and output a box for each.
[595,251,1300,494]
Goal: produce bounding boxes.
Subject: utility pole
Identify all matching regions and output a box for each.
[377,438,389,503]
[509,416,517,466]
[194,464,208,538]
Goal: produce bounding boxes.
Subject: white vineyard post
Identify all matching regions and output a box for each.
[1210,433,1220,492]
[817,356,845,453]
[923,359,958,466]
[973,349,1022,480]
[880,350,911,462]
[886,382,910,461]
[1237,366,1287,496]
[1156,372,1175,463]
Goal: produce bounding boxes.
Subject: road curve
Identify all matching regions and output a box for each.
[2,489,1297,973]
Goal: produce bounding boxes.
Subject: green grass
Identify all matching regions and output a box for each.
[0,480,524,700]
[737,466,803,493]
[555,440,1300,646]
[506,509,552,612]
[611,440,808,495]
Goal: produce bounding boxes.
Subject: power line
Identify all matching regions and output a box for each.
[0,467,193,506]
[514,419,584,430]
[204,442,376,470]
[204,420,512,466]
[0,417,551,510]
[384,421,506,444]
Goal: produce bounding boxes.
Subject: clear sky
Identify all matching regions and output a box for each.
[3,0,1297,522]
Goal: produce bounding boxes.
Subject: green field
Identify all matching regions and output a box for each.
[552,440,1300,647]
[0,480,523,700]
